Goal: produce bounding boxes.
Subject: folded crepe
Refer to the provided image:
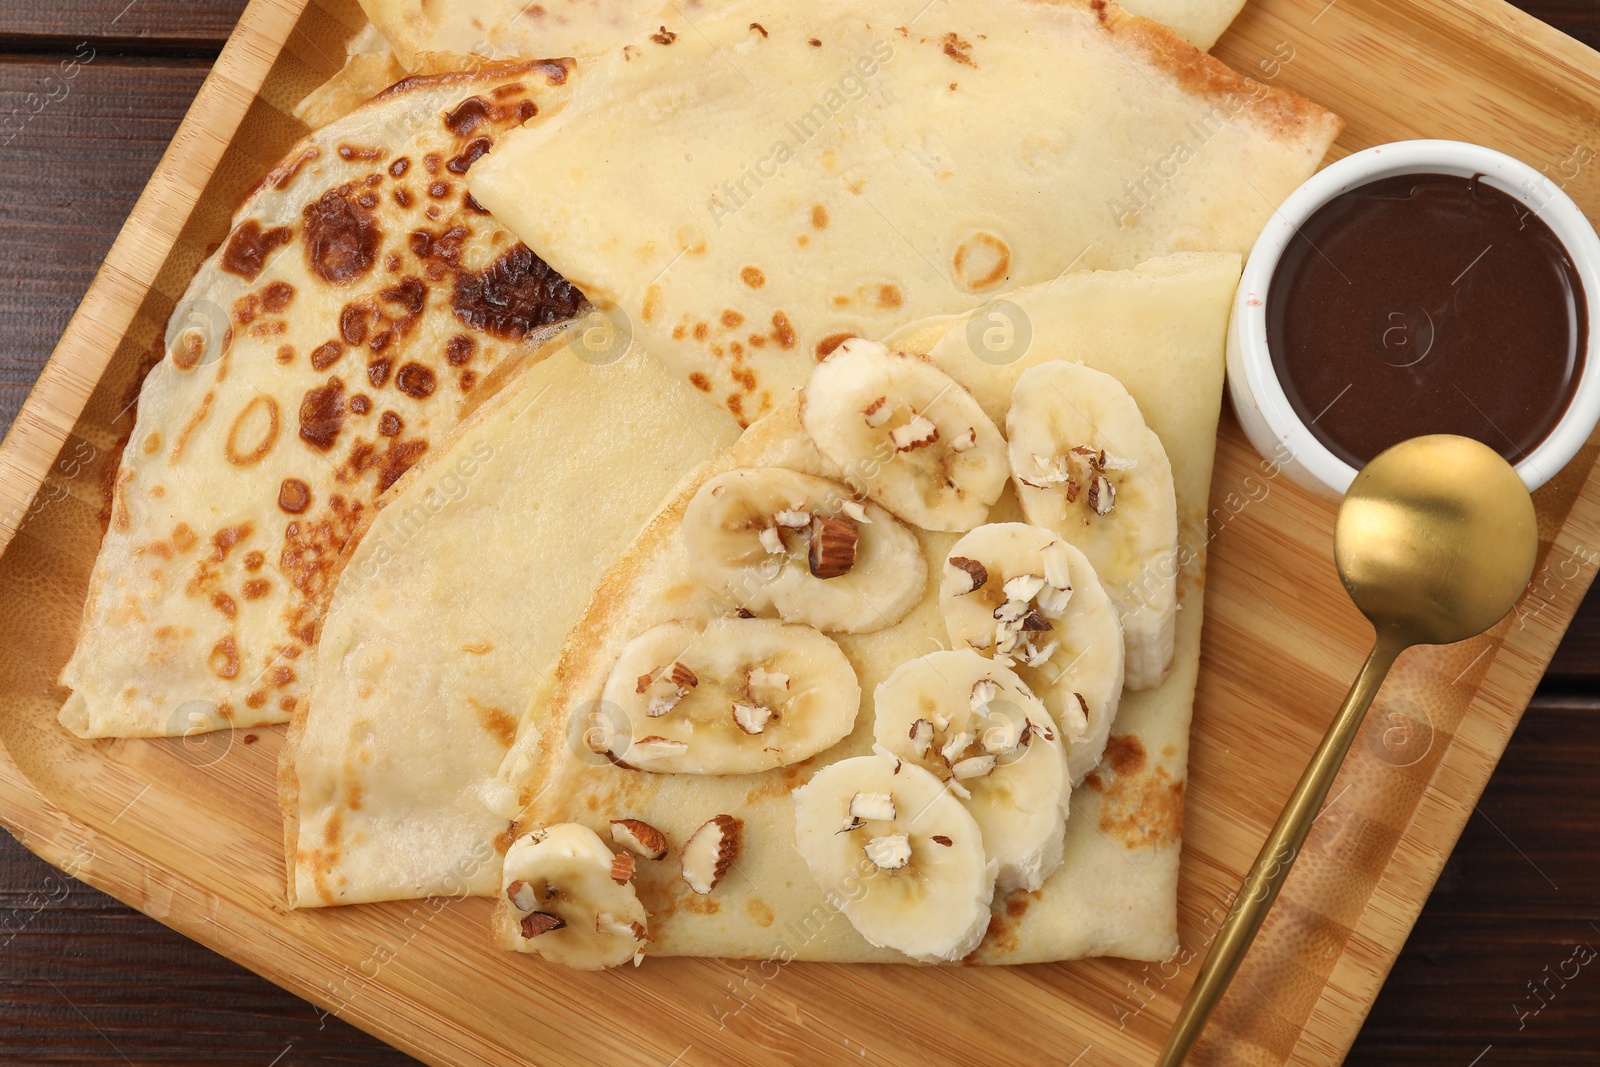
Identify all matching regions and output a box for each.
[490,252,1238,964]
[60,59,583,738]
[1127,0,1249,49]
[293,24,408,129]
[356,0,664,68]
[356,0,1245,64]
[282,335,738,905]
[469,0,1339,427]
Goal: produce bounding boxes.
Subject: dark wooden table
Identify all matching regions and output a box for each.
[2,2,1598,1063]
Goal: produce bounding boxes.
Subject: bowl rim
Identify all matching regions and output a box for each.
[1232,137,1600,494]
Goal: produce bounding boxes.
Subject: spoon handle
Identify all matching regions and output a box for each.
[1156,635,1405,1066]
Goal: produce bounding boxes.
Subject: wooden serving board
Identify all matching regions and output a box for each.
[2,0,1599,1063]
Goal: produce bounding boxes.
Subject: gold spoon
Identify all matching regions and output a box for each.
[1156,434,1538,1066]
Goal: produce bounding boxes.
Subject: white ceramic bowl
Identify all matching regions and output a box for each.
[1226,139,1600,498]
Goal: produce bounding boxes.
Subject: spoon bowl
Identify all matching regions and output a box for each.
[1337,434,1539,645]
[1158,434,1538,1066]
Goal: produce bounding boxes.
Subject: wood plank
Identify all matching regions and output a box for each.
[0,828,412,1064]
[1355,916,1600,1063]
[1435,705,1600,914]
[0,57,211,441]
[1350,697,1600,1063]
[0,2,248,54]
[1541,588,1600,680]
[1522,0,1600,48]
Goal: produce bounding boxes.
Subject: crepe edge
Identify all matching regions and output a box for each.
[278,334,566,908]
[1087,0,1345,145]
[56,58,583,744]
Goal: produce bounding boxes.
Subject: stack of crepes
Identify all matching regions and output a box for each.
[60,0,1342,967]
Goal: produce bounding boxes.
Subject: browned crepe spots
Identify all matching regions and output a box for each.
[1087,734,1186,850]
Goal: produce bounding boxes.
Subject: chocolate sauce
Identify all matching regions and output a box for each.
[1266,173,1586,468]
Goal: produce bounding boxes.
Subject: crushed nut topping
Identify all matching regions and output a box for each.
[1018,452,1075,490]
[1088,474,1116,516]
[994,600,1029,625]
[840,499,872,524]
[849,791,896,822]
[864,832,912,870]
[747,666,789,691]
[890,413,939,451]
[520,911,565,938]
[610,819,669,861]
[731,701,772,734]
[1024,446,1128,513]
[1003,573,1045,602]
[506,879,539,912]
[940,729,975,764]
[646,688,687,718]
[1041,541,1073,590]
[1037,585,1073,616]
[951,754,997,779]
[808,514,860,579]
[681,814,742,894]
[633,735,689,758]
[949,556,988,593]
[1020,639,1057,667]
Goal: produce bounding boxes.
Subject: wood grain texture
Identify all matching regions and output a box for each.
[1,0,1600,1065]
[0,56,212,443]
[0,1,248,54]
[0,832,409,1064]
[1542,587,1600,681]
[1349,697,1600,1065]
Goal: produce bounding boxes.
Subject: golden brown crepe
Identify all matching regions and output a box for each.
[469,0,1340,427]
[491,253,1238,963]
[60,59,583,738]
[356,0,1246,66]
[292,24,409,129]
[282,332,739,905]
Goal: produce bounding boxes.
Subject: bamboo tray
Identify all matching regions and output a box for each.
[3,0,1600,1063]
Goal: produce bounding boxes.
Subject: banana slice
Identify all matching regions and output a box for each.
[502,824,649,970]
[873,650,1070,892]
[682,467,925,633]
[793,753,996,962]
[1005,361,1178,690]
[800,338,1007,532]
[939,522,1124,785]
[593,615,860,774]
